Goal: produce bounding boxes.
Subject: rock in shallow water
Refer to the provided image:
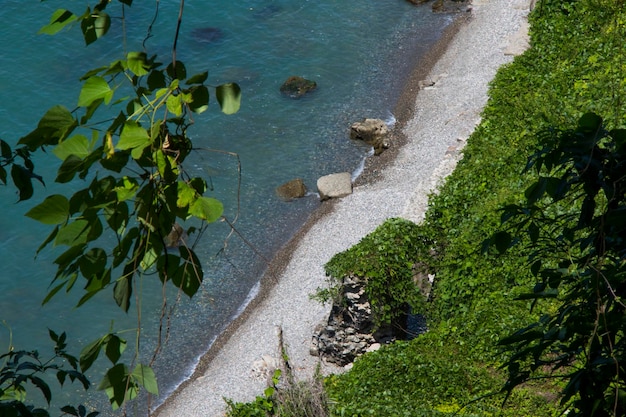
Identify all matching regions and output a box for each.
[350,118,390,155]
[191,27,225,43]
[276,178,307,201]
[280,76,317,98]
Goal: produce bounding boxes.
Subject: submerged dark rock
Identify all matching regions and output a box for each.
[280,76,317,98]
[405,0,472,13]
[253,4,283,20]
[191,27,225,43]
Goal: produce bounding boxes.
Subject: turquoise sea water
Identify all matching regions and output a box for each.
[0,1,453,413]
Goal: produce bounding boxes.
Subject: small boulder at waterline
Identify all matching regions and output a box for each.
[317,173,352,201]
[350,118,390,155]
[280,76,317,98]
[276,179,307,201]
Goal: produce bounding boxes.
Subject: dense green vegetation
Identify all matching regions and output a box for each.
[321,218,430,331]
[325,0,626,415]
[229,0,626,415]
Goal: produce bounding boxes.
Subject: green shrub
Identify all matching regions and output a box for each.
[326,332,559,416]
[226,368,329,417]
[323,218,433,329]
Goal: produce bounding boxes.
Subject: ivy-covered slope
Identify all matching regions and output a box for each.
[325,0,626,415]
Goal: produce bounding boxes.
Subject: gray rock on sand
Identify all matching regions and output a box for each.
[317,173,352,201]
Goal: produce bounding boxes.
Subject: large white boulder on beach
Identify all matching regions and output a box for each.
[317,172,352,201]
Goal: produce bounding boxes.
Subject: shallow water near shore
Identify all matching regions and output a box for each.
[0,1,454,413]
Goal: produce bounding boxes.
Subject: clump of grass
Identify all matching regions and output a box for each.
[225,327,329,417]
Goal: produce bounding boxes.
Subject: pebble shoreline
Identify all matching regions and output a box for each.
[155,1,532,415]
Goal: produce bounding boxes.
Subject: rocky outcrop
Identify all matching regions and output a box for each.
[310,276,396,366]
[280,76,317,98]
[311,271,430,366]
[276,178,307,201]
[350,118,390,155]
[317,173,352,201]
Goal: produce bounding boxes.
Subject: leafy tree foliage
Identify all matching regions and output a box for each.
[0,330,95,417]
[1,0,241,413]
[493,113,626,416]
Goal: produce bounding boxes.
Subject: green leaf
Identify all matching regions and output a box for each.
[577,112,603,134]
[53,134,92,160]
[10,164,34,201]
[189,196,223,223]
[499,330,544,346]
[25,195,69,225]
[166,61,186,80]
[18,105,77,149]
[189,85,209,114]
[79,248,108,279]
[127,51,150,76]
[105,335,127,365]
[155,150,177,183]
[80,337,105,372]
[114,176,139,202]
[147,70,167,90]
[132,364,158,395]
[172,247,203,297]
[117,121,151,159]
[0,166,6,185]
[39,9,77,35]
[157,254,180,283]
[114,272,132,312]
[0,139,11,159]
[30,376,52,404]
[56,155,83,183]
[189,177,207,194]
[55,220,90,246]
[81,10,111,45]
[216,83,241,114]
[493,231,512,254]
[514,289,558,300]
[42,281,65,305]
[177,181,197,208]
[166,94,183,117]
[524,177,547,205]
[186,71,208,85]
[98,363,130,410]
[113,227,138,267]
[140,247,158,270]
[78,76,113,107]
